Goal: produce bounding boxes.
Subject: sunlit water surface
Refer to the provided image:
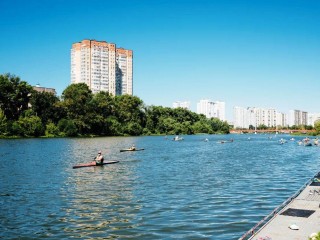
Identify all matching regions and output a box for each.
[1,135,320,239]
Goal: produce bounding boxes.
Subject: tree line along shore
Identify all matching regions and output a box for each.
[1,73,319,138]
[0,73,231,138]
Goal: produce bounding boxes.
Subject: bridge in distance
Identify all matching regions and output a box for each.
[230,129,315,134]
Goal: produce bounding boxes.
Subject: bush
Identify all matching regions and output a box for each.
[45,122,59,137]
[124,122,143,136]
[15,115,44,137]
[0,110,8,136]
[58,119,78,137]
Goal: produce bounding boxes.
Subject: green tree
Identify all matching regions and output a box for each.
[309,232,320,240]
[257,124,268,130]
[45,122,59,137]
[209,118,222,132]
[158,117,177,134]
[305,125,313,130]
[123,121,143,136]
[0,109,8,135]
[172,107,197,123]
[61,83,93,134]
[192,120,212,134]
[314,120,320,134]
[0,73,34,120]
[87,92,116,135]
[115,94,145,125]
[57,119,78,137]
[145,106,168,133]
[182,121,194,135]
[14,111,44,137]
[30,91,61,124]
[91,91,115,117]
[105,116,122,135]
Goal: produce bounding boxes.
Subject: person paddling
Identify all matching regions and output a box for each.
[129,144,136,151]
[94,151,104,165]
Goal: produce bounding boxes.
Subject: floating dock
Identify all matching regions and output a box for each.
[240,172,320,240]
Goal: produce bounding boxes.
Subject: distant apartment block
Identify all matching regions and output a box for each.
[233,106,257,128]
[288,110,308,126]
[233,106,247,128]
[71,39,133,95]
[233,106,287,129]
[277,112,287,128]
[308,113,320,126]
[116,48,133,95]
[33,84,56,95]
[197,99,225,121]
[172,101,190,110]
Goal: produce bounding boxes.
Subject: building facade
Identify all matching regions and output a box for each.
[116,48,133,95]
[288,110,308,126]
[172,101,191,110]
[308,113,320,126]
[197,99,225,121]
[233,106,287,129]
[233,106,247,128]
[71,39,133,95]
[33,84,56,95]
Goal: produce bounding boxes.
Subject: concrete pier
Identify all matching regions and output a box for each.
[240,173,320,240]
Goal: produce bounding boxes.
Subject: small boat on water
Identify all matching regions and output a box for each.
[120,148,145,152]
[217,139,234,144]
[73,160,119,169]
[302,137,312,147]
[279,138,287,144]
[173,136,184,141]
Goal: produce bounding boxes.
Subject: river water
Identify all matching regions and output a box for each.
[1,134,320,239]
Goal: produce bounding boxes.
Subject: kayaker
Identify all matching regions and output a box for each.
[130,144,136,151]
[94,151,104,165]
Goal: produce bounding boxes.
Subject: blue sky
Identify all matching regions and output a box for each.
[0,0,319,121]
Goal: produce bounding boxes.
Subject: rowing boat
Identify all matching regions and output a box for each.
[120,148,144,152]
[73,160,119,169]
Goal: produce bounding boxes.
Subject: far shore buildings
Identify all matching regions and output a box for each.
[196,99,225,121]
[172,101,191,110]
[33,84,56,95]
[71,39,133,95]
[288,110,308,126]
[308,113,320,126]
[233,106,287,129]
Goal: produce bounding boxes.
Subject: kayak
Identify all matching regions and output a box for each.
[73,160,119,169]
[120,148,144,152]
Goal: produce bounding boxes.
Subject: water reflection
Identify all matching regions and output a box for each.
[65,138,142,239]
[1,135,320,239]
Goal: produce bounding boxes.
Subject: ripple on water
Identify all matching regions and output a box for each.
[1,135,320,239]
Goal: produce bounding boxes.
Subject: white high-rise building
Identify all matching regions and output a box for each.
[307,113,320,126]
[71,39,133,95]
[266,108,277,127]
[247,107,257,128]
[197,99,225,121]
[214,101,226,121]
[288,110,308,126]
[233,106,247,128]
[172,101,191,110]
[276,112,287,127]
[197,100,215,118]
[254,108,265,127]
[116,48,133,95]
[233,106,287,129]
